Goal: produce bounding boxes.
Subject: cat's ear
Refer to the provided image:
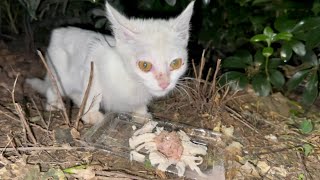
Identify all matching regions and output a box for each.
[170,1,195,41]
[105,2,137,42]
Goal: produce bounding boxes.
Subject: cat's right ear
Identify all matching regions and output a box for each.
[105,2,137,42]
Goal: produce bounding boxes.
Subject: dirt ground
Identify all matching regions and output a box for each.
[0,39,319,180]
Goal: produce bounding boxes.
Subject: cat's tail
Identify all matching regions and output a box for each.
[25,77,50,95]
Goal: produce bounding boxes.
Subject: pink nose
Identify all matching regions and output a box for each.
[159,82,169,89]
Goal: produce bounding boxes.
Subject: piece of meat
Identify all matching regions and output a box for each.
[154,131,184,161]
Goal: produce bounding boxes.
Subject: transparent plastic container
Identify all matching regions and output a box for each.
[83,113,225,180]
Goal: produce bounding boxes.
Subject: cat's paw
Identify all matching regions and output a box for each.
[82,111,105,124]
[132,112,152,124]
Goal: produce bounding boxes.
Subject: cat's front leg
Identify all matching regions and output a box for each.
[132,105,152,123]
[80,94,105,124]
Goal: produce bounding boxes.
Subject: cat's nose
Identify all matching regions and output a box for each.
[159,82,169,89]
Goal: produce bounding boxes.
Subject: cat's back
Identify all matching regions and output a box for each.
[48,27,115,52]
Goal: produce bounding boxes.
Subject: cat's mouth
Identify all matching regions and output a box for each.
[150,86,172,97]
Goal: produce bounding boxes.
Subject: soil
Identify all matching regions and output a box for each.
[0,39,319,180]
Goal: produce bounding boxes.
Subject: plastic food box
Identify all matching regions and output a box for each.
[83,113,225,179]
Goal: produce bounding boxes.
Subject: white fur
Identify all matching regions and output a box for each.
[26,1,194,124]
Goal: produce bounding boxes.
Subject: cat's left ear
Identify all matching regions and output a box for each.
[170,1,195,41]
[105,2,137,42]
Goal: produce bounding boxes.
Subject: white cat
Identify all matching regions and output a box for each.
[26,1,194,124]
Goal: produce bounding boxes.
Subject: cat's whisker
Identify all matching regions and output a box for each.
[177,81,198,95]
[175,84,192,101]
[173,84,185,96]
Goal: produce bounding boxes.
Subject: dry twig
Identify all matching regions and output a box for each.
[96,171,147,180]
[75,61,94,129]
[210,58,222,98]
[11,74,37,144]
[30,97,47,128]
[37,50,70,125]
[0,146,95,152]
[225,105,259,133]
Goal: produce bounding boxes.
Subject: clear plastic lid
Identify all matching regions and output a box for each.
[83,113,225,179]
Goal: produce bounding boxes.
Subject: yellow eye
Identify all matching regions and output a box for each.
[170,58,183,70]
[138,61,152,72]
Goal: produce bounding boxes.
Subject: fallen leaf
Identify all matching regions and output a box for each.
[240,161,260,178]
[264,134,278,142]
[269,165,287,177]
[71,128,81,139]
[213,121,221,132]
[226,141,243,156]
[221,125,234,137]
[257,161,270,175]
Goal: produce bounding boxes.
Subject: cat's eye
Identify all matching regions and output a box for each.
[138,61,153,72]
[170,58,183,70]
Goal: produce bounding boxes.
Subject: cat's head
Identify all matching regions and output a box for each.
[106,1,194,97]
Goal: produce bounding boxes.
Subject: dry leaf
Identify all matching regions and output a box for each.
[226,141,243,156]
[268,165,287,177]
[213,121,221,132]
[71,128,81,139]
[240,161,260,178]
[257,161,270,175]
[264,134,278,142]
[221,125,234,137]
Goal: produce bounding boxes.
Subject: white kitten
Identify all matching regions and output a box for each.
[26,1,194,124]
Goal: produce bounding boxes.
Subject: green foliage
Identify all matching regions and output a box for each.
[302,144,313,156]
[221,14,320,105]
[298,173,306,180]
[299,119,314,134]
[221,25,296,96]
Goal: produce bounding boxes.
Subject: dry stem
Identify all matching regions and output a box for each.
[210,58,222,98]
[0,146,95,152]
[30,97,47,128]
[11,74,37,144]
[37,50,70,125]
[14,103,38,144]
[75,61,94,129]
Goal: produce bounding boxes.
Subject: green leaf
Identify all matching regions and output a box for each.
[293,17,320,34]
[305,26,320,49]
[252,0,272,5]
[254,50,265,65]
[220,71,249,90]
[144,159,153,169]
[268,58,283,69]
[222,50,253,69]
[235,50,253,64]
[298,173,306,180]
[222,56,247,69]
[262,47,274,58]
[302,144,313,156]
[289,40,306,56]
[263,26,274,38]
[280,43,293,61]
[299,119,313,134]
[273,32,293,41]
[252,73,271,96]
[250,34,268,43]
[63,165,88,174]
[302,71,319,105]
[302,50,318,66]
[287,69,311,91]
[274,17,298,32]
[312,1,320,15]
[269,70,285,89]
